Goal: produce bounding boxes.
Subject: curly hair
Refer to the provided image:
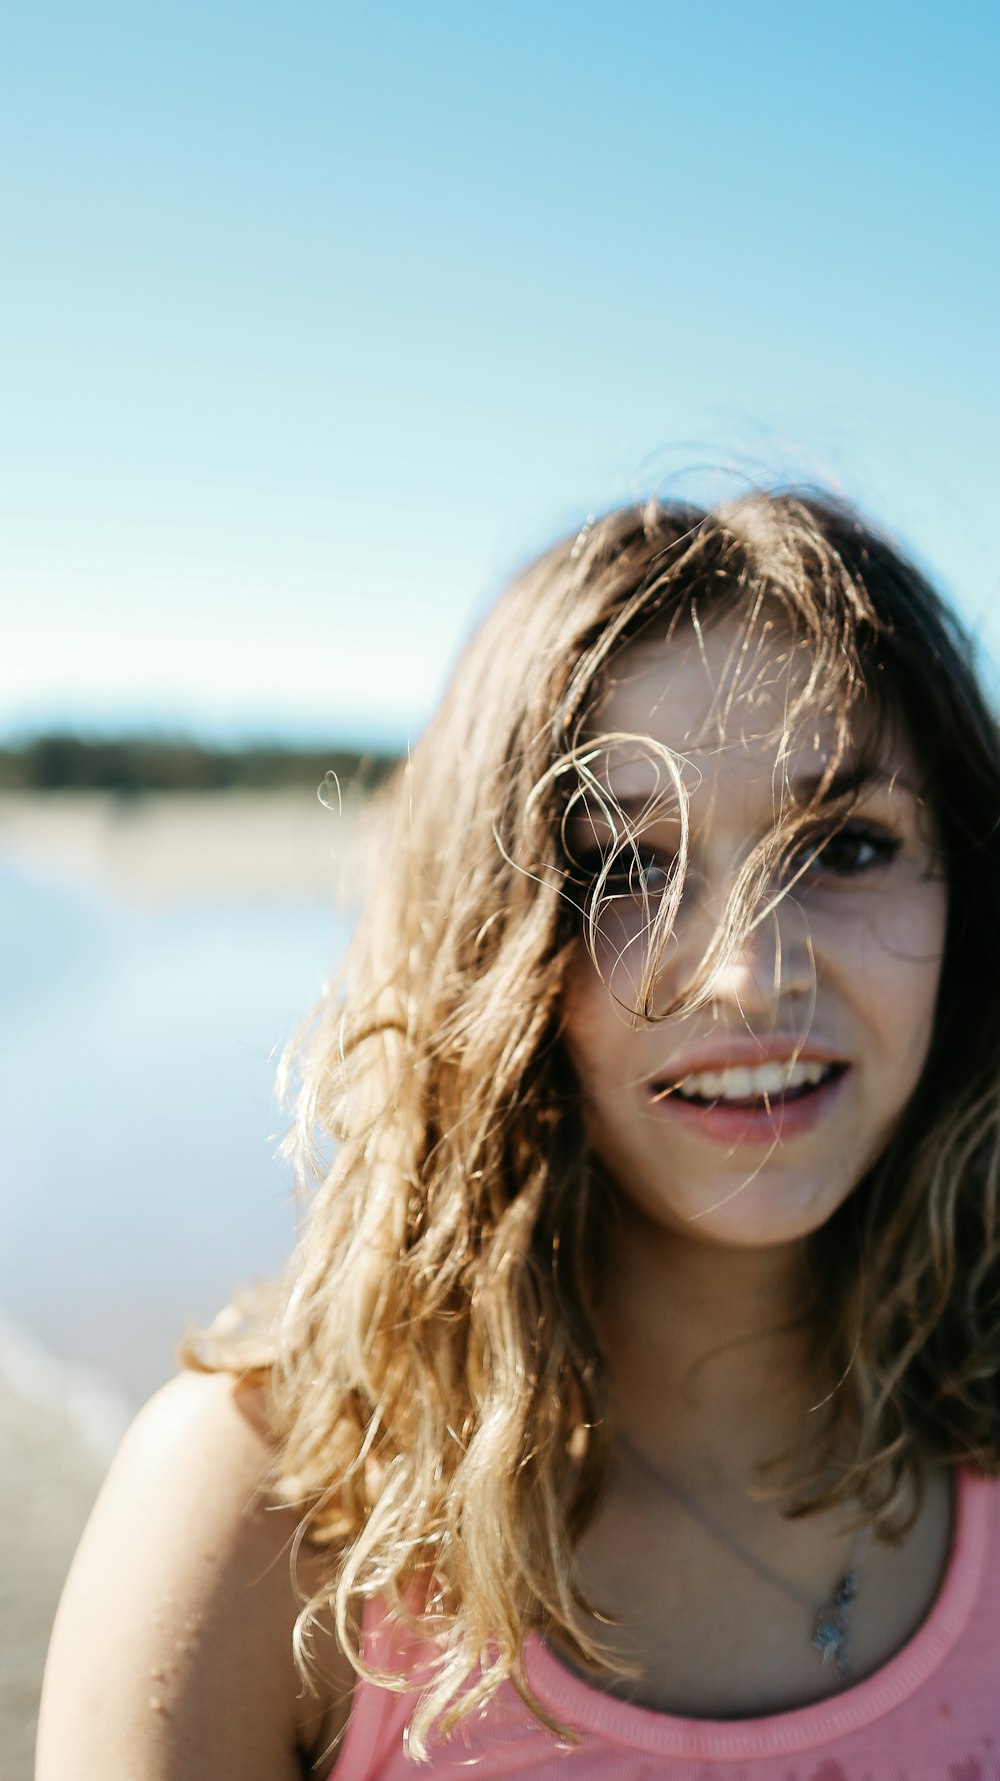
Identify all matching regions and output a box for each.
[193,491,1000,1753]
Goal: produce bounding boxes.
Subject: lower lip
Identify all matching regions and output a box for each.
[646,1069,850,1145]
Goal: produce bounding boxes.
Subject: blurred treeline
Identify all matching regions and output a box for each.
[0,733,401,795]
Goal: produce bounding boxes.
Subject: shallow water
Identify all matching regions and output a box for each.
[0,858,351,1410]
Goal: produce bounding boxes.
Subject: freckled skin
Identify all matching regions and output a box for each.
[562,620,948,1252]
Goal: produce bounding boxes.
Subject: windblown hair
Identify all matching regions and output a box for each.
[200,493,1000,1751]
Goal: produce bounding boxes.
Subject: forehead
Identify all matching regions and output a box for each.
[583,614,905,798]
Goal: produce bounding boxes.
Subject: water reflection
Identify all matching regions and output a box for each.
[0,861,350,1406]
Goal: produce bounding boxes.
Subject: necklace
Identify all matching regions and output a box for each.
[619,1433,867,1682]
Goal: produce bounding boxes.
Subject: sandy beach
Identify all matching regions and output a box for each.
[0,787,369,906]
[0,1354,111,1780]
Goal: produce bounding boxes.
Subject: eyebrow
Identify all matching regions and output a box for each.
[788,762,920,805]
[565,761,920,835]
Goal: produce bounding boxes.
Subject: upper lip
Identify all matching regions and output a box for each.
[645,1037,849,1089]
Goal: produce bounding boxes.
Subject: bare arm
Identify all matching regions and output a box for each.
[36,1370,354,1781]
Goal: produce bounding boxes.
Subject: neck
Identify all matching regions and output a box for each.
[599,1209,825,1487]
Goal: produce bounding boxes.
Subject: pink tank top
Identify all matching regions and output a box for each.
[333,1469,1000,1778]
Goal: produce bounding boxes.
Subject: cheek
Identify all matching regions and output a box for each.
[827,881,947,1065]
[560,952,633,1100]
[561,957,609,1072]
[581,904,668,1017]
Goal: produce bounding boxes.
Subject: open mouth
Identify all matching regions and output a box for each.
[650,1059,848,1111]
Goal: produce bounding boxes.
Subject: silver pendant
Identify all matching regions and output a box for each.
[809,1568,858,1680]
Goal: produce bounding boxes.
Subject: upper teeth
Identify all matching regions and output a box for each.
[670,1060,834,1102]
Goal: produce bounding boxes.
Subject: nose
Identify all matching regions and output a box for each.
[662,876,815,1021]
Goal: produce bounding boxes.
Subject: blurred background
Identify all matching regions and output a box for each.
[2,1,998,1769]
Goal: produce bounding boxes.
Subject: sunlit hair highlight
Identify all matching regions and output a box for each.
[193,492,1000,1753]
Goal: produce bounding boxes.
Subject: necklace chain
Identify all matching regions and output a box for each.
[619,1432,866,1683]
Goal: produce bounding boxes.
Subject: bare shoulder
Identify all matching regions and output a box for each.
[37,1370,354,1781]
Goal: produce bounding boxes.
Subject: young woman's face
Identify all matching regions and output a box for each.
[560,614,948,1251]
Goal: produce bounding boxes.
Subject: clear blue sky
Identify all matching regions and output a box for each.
[3,1,998,747]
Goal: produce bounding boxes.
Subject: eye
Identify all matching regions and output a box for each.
[788,822,902,880]
[569,848,673,901]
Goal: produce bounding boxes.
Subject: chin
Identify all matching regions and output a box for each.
[612,1165,861,1253]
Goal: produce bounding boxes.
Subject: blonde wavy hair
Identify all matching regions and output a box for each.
[194,492,1000,1752]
